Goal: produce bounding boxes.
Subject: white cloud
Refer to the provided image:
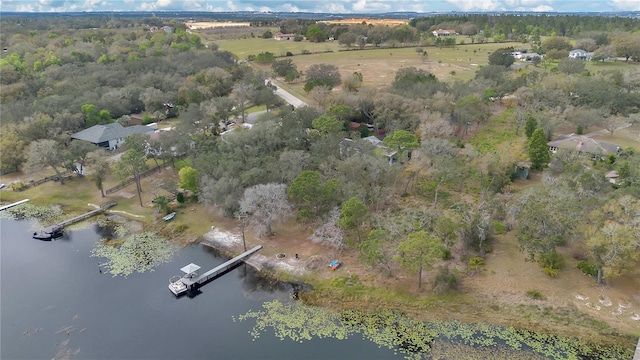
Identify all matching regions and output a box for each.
[16,3,35,10]
[609,0,640,10]
[156,0,172,7]
[258,6,271,12]
[446,0,502,11]
[318,2,348,12]
[531,4,554,11]
[280,3,300,12]
[352,0,390,12]
[226,0,237,10]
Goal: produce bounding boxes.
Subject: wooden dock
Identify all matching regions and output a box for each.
[0,199,29,211]
[169,245,263,296]
[33,201,116,240]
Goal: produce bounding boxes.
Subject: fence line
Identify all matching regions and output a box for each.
[14,170,74,192]
[105,165,163,195]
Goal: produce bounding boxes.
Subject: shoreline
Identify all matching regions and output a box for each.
[196,225,639,354]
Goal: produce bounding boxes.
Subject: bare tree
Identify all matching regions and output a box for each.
[239,183,291,237]
[602,115,628,136]
[310,208,345,249]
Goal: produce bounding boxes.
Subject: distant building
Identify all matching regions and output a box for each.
[432,29,457,37]
[70,123,154,150]
[274,33,295,40]
[569,49,593,61]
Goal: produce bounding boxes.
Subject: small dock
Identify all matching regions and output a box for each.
[33,201,116,240]
[0,199,29,211]
[169,245,263,296]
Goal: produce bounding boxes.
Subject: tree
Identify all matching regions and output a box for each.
[24,139,66,185]
[383,130,419,160]
[488,47,515,67]
[232,83,254,123]
[306,25,325,43]
[81,104,111,127]
[272,59,297,78]
[557,58,585,75]
[338,32,357,47]
[528,128,550,170]
[339,197,368,242]
[63,140,97,176]
[0,128,26,173]
[312,115,343,134]
[178,166,198,192]
[510,186,581,262]
[541,36,572,52]
[304,63,341,91]
[360,229,392,275]
[613,33,640,62]
[117,148,148,207]
[524,116,537,138]
[584,196,640,284]
[86,149,111,197]
[602,115,628,137]
[239,183,291,236]
[288,170,340,217]
[396,230,447,289]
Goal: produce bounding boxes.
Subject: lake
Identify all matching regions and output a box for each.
[0,218,403,360]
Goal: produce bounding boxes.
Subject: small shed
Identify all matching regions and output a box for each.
[516,161,532,179]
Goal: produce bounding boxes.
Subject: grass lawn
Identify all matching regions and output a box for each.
[592,124,640,151]
[214,37,343,59]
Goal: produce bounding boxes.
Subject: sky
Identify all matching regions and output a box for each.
[0,0,638,13]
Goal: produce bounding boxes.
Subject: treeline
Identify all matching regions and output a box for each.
[410,14,640,37]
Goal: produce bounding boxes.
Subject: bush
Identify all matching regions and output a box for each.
[538,251,565,270]
[440,248,452,260]
[433,266,458,294]
[493,221,506,235]
[174,224,188,233]
[176,192,185,204]
[526,289,545,300]
[543,267,560,278]
[468,255,485,272]
[577,260,598,277]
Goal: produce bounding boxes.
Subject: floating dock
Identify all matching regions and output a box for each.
[169,245,263,296]
[0,199,30,211]
[32,201,116,240]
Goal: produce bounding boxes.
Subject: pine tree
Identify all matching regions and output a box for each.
[528,128,550,170]
[524,116,537,139]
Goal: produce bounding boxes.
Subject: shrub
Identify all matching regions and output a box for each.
[468,255,485,272]
[526,289,545,300]
[433,266,458,294]
[538,251,565,270]
[493,221,506,235]
[176,192,185,204]
[440,248,452,260]
[577,260,598,277]
[174,224,188,233]
[543,267,560,278]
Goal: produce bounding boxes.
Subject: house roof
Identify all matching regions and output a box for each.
[548,134,620,155]
[71,123,153,144]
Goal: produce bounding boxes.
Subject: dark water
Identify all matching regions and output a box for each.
[1,218,403,360]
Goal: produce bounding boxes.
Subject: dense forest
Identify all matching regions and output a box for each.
[1,13,639,295]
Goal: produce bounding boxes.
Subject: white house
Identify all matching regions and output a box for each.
[71,123,154,150]
[568,49,593,61]
[432,29,457,37]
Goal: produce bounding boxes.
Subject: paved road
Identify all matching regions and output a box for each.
[270,79,307,108]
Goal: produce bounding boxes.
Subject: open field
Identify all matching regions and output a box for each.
[592,124,640,150]
[244,42,523,92]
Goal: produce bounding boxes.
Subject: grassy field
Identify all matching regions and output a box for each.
[592,124,640,150]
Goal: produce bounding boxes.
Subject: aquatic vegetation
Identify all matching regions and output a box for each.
[0,203,63,222]
[236,300,634,360]
[91,232,178,277]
